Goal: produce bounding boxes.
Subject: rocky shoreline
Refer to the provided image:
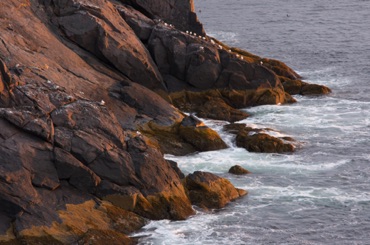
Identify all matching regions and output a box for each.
[0,0,330,244]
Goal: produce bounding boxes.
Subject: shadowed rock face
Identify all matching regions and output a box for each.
[120,0,205,35]
[48,0,166,93]
[0,76,194,243]
[0,0,329,243]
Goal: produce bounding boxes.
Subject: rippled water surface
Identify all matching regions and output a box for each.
[136,0,370,244]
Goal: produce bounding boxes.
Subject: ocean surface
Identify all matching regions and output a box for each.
[135,0,370,244]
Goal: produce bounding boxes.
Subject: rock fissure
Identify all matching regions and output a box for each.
[0,0,331,243]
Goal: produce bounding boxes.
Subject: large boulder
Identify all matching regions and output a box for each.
[224,124,295,153]
[236,131,295,153]
[184,171,247,209]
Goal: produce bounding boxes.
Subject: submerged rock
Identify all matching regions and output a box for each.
[229,165,251,175]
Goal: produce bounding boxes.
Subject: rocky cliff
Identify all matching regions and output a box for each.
[0,0,330,244]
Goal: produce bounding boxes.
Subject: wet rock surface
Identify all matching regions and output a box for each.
[0,0,329,243]
[224,123,296,153]
[229,165,251,175]
[184,171,247,209]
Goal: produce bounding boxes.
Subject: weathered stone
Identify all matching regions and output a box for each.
[281,78,304,95]
[15,199,146,245]
[236,132,295,153]
[195,98,250,122]
[228,165,251,175]
[96,180,141,211]
[184,171,247,209]
[301,83,332,95]
[110,80,182,126]
[54,148,101,192]
[121,0,205,35]
[55,0,166,92]
[0,0,331,243]
[168,160,186,179]
[178,116,228,152]
[77,229,134,245]
[127,135,195,219]
[116,4,155,41]
[282,79,331,95]
[88,149,138,187]
[223,123,250,134]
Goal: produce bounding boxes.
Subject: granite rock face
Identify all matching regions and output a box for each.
[224,123,296,153]
[184,171,247,209]
[120,0,205,35]
[0,77,193,243]
[0,0,329,243]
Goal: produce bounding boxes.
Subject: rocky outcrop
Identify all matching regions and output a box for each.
[120,0,205,35]
[178,115,227,152]
[145,26,307,122]
[236,132,295,153]
[229,165,251,175]
[224,123,296,153]
[0,78,194,243]
[138,114,227,156]
[281,77,332,95]
[0,0,330,243]
[44,0,166,93]
[184,171,247,209]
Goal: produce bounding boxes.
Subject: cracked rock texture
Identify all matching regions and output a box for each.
[0,0,330,243]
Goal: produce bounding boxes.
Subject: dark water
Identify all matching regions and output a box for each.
[136,1,370,244]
